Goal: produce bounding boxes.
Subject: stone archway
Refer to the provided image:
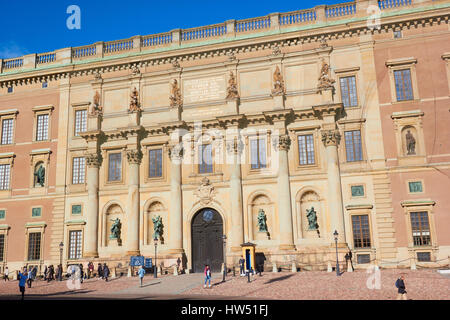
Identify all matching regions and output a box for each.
[191,208,224,273]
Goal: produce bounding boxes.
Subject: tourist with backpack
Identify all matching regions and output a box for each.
[395,275,407,300]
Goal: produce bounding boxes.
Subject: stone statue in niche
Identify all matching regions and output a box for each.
[405,129,416,155]
[34,163,45,187]
[129,87,140,112]
[110,218,122,241]
[152,215,163,241]
[226,71,239,100]
[317,59,335,94]
[169,79,182,107]
[306,207,318,230]
[90,91,102,116]
[257,209,268,232]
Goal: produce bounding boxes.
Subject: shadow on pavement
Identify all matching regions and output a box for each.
[264,274,294,284]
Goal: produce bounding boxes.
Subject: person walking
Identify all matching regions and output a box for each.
[43,265,48,281]
[97,263,103,280]
[3,267,9,281]
[47,265,54,282]
[103,263,110,282]
[88,262,94,279]
[27,270,33,288]
[203,265,211,288]
[18,271,27,301]
[79,264,84,283]
[138,265,145,287]
[395,275,408,300]
[239,257,245,276]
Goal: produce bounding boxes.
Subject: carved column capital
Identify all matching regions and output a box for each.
[272,135,291,151]
[126,149,143,165]
[321,130,341,147]
[226,138,244,155]
[169,144,184,161]
[85,152,102,168]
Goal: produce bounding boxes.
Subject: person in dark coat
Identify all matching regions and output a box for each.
[103,263,110,282]
[47,265,54,282]
[97,263,103,279]
[79,264,84,283]
[18,271,28,301]
[395,275,408,300]
[239,257,245,276]
[43,265,48,281]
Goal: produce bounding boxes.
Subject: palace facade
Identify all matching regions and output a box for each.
[0,0,449,273]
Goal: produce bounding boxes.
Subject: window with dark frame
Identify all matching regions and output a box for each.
[0,234,4,262]
[149,148,163,178]
[42,82,48,88]
[108,153,122,182]
[250,137,267,170]
[74,109,87,136]
[198,144,213,174]
[298,134,315,165]
[36,114,49,141]
[27,232,41,261]
[352,215,371,248]
[0,164,11,190]
[416,252,431,262]
[410,211,431,246]
[7,87,13,94]
[393,30,402,38]
[394,69,414,101]
[72,157,86,184]
[68,230,82,260]
[345,130,363,162]
[339,76,358,108]
[1,118,13,145]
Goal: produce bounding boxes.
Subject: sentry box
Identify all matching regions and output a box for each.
[240,242,256,272]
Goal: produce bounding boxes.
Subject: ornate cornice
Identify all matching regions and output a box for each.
[272,134,291,151]
[80,130,102,143]
[126,149,143,164]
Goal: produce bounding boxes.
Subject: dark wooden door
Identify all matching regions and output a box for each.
[191,208,223,273]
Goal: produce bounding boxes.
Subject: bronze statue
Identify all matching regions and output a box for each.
[405,130,416,155]
[152,215,163,240]
[257,209,268,232]
[306,207,318,230]
[34,164,45,187]
[110,218,122,240]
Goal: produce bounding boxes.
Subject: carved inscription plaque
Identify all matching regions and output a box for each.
[183,76,225,104]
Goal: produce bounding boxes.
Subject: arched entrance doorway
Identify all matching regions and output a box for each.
[191,208,223,273]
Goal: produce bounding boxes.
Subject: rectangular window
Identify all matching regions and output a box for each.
[149,149,163,178]
[0,210,5,219]
[27,232,41,261]
[68,230,82,260]
[71,205,82,215]
[417,252,431,262]
[394,69,413,101]
[250,137,266,170]
[108,153,122,182]
[198,144,213,174]
[7,87,13,94]
[74,109,87,136]
[345,130,363,162]
[352,215,371,248]
[0,234,4,262]
[1,118,14,145]
[351,185,365,197]
[410,211,431,246]
[357,254,370,264]
[31,207,42,217]
[393,30,402,38]
[339,76,358,108]
[298,134,315,165]
[72,157,86,184]
[408,181,423,193]
[0,164,10,190]
[36,114,49,141]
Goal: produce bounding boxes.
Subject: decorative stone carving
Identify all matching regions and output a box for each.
[152,215,163,240]
[226,137,244,155]
[272,135,291,151]
[405,129,416,155]
[257,209,268,232]
[272,66,285,95]
[126,149,142,164]
[131,65,140,76]
[169,144,184,161]
[306,207,318,230]
[272,44,282,56]
[194,177,217,205]
[169,79,182,107]
[94,72,102,80]
[226,51,236,62]
[321,130,341,147]
[128,87,141,112]
[172,60,180,68]
[317,59,335,94]
[90,91,103,116]
[85,152,102,167]
[319,38,328,49]
[226,71,239,100]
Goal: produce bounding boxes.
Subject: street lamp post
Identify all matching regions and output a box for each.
[222,235,227,282]
[154,236,158,278]
[333,230,340,276]
[59,242,64,281]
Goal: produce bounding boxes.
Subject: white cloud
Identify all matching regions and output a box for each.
[0,42,28,59]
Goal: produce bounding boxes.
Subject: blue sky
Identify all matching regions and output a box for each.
[0,0,341,59]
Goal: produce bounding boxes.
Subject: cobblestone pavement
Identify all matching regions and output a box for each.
[0,269,448,300]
